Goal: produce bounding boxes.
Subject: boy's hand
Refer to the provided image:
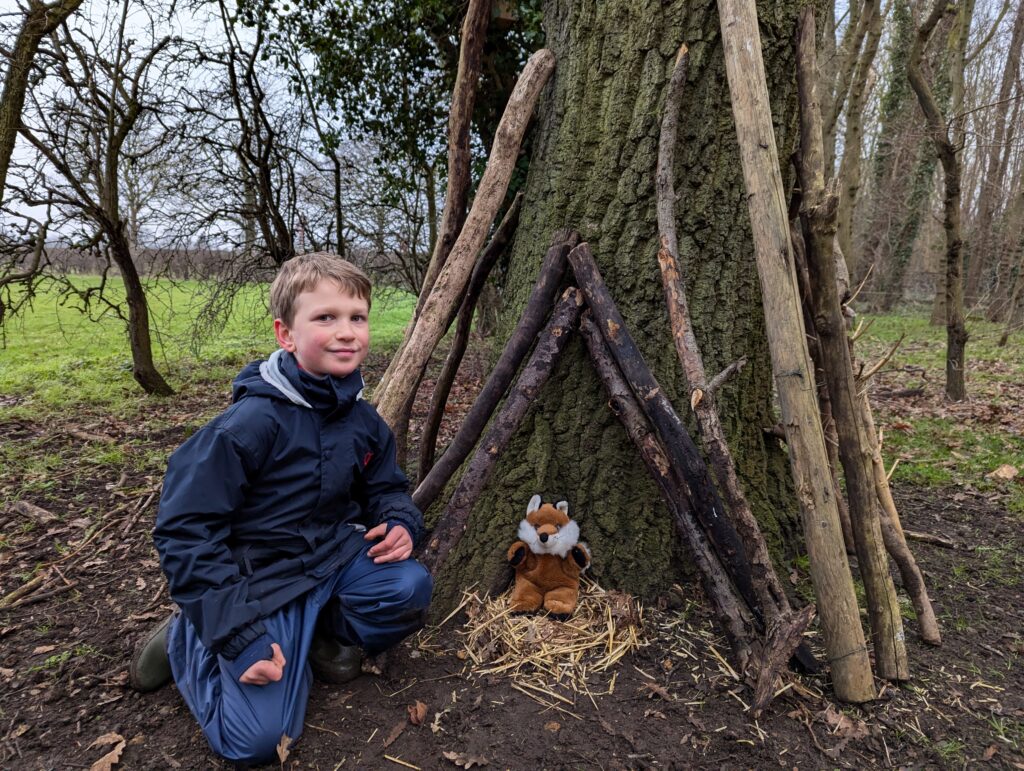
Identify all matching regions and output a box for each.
[365,523,412,563]
[239,643,286,686]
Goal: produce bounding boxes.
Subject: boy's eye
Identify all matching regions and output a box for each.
[352,315,366,323]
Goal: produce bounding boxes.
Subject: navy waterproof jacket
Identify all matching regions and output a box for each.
[154,350,424,668]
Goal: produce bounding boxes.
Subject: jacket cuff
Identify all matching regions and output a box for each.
[221,633,274,680]
[219,620,268,660]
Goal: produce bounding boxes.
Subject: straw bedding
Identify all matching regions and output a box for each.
[444,578,645,711]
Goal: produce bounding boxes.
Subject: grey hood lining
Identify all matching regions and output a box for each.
[259,349,312,408]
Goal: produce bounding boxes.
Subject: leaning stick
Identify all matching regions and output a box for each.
[381,0,494,387]
[579,314,755,668]
[718,0,874,702]
[656,44,793,623]
[796,8,908,681]
[375,49,556,426]
[417,193,524,483]
[568,243,761,626]
[415,0,493,317]
[413,230,578,512]
[420,288,584,575]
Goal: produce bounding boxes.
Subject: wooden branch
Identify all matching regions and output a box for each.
[374,49,556,426]
[856,392,943,645]
[903,530,955,549]
[417,192,523,483]
[706,358,747,399]
[415,0,493,317]
[413,229,578,512]
[797,6,909,682]
[718,0,874,702]
[656,46,793,626]
[751,604,816,716]
[420,288,583,575]
[580,314,755,668]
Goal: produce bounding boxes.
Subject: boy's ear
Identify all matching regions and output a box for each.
[273,318,296,351]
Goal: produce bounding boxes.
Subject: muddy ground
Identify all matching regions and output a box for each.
[1,349,1022,770]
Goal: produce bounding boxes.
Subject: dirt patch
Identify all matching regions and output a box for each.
[2,348,1023,769]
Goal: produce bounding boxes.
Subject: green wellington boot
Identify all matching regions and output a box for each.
[308,633,363,684]
[128,612,174,692]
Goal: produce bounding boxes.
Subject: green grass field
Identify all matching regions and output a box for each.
[0,276,415,413]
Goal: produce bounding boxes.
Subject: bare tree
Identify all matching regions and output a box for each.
[12,1,177,395]
[908,0,970,401]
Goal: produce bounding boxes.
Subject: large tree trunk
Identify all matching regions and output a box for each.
[428,0,805,611]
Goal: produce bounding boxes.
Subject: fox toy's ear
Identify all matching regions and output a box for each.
[556,500,569,515]
[527,495,541,514]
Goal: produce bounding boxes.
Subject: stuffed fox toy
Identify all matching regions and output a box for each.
[507,495,591,616]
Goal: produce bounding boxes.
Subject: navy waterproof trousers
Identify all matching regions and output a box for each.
[167,549,433,764]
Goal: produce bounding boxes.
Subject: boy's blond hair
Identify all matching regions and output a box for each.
[270,252,372,324]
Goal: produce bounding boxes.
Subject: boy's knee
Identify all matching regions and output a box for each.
[208,703,293,765]
[393,561,433,610]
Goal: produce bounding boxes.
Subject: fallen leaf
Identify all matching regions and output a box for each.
[276,734,292,765]
[986,464,1018,481]
[32,645,57,655]
[0,667,14,679]
[544,721,560,732]
[135,577,147,590]
[820,705,869,740]
[407,700,428,725]
[982,745,998,761]
[442,750,489,768]
[88,732,124,749]
[383,720,406,748]
[89,733,126,771]
[644,710,666,720]
[11,724,29,738]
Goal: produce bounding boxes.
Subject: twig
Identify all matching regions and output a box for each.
[0,572,48,608]
[903,530,956,549]
[859,334,905,384]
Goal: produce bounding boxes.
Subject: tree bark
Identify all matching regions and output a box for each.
[374,49,555,427]
[421,288,583,576]
[0,0,84,204]
[796,7,908,681]
[907,0,968,402]
[718,0,875,702]
[417,193,523,483]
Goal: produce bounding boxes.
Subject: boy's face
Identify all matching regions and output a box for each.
[274,280,370,378]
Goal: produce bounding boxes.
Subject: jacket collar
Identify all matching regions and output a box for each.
[260,349,364,414]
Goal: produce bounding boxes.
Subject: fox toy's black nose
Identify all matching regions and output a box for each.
[539,533,549,543]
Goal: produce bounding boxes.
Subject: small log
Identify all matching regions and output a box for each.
[796,7,908,681]
[420,288,584,574]
[0,572,48,608]
[656,44,793,625]
[580,314,755,668]
[417,192,524,483]
[568,243,761,626]
[719,0,874,702]
[751,604,817,716]
[413,230,578,512]
[375,49,556,427]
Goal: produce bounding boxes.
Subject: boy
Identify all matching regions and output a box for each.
[130,253,432,764]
